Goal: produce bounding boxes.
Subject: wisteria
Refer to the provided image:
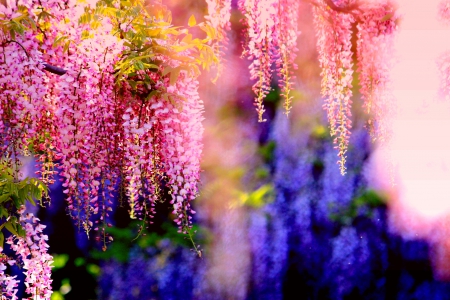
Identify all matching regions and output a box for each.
[238,0,299,122]
[99,243,200,300]
[312,0,355,175]
[205,0,232,80]
[0,0,210,249]
[327,227,371,299]
[91,106,450,299]
[275,0,299,116]
[438,0,450,23]
[4,0,450,298]
[2,208,53,299]
[0,255,19,300]
[356,0,398,144]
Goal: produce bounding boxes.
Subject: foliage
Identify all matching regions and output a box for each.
[91,221,204,263]
[0,160,48,248]
[257,141,276,164]
[233,183,274,209]
[329,189,386,225]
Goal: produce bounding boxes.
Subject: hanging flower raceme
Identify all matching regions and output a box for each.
[438,0,450,101]
[119,67,203,233]
[51,10,125,245]
[238,0,278,122]
[0,5,49,176]
[312,0,355,175]
[275,0,299,116]
[205,0,232,80]
[162,73,203,232]
[238,0,299,121]
[439,0,450,23]
[356,1,398,145]
[3,208,53,300]
[0,254,19,300]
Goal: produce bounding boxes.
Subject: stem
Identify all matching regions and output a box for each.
[2,40,29,58]
[185,224,201,258]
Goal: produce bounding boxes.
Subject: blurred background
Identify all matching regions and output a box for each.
[15,0,450,299]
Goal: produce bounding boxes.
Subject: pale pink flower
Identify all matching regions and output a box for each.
[313,0,355,175]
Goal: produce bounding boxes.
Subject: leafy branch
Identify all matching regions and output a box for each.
[0,160,48,248]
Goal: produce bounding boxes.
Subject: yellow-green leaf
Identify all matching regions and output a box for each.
[181,33,192,44]
[188,15,196,27]
[170,67,180,86]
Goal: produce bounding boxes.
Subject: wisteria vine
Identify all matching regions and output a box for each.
[0,0,215,254]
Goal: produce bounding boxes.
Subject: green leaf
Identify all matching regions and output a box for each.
[27,195,36,206]
[74,257,85,267]
[0,193,11,203]
[0,231,3,248]
[0,207,7,218]
[52,254,69,270]
[5,221,19,236]
[86,264,100,277]
[16,223,25,237]
[146,90,159,101]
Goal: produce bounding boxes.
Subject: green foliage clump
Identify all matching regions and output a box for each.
[77,0,218,110]
[329,189,385,225]
[91,221,204,263]
[234,184,274,209]
[258,141,276,164]
[0,160,48,247]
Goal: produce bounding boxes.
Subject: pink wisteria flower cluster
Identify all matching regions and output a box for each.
[237,0,299,122]
[356,0,398,145]
[1,208,53,300]
[438,0,450,23]
[312,0,398,174]
[313,0,355,175]
[438,0,450,100]
[0,0,205,248]
[205,0,232,79]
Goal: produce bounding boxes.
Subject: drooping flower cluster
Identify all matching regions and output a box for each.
[434,10,450,103]
[238,0,299,122]
[0,252,19,300]
[0,0,206,244]
[275,0,299,116]
[2,208,53,300]
[205,0,232,80]
[311,0,398,174]
[438,0,450,101]
[438,0,450,23]
[0,3,51,180]
[437,51,450,101]
[356,1,398,144]
[312,0,355,175]
[327,226,371,299]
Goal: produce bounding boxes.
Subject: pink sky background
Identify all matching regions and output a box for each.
[368,0,450,279]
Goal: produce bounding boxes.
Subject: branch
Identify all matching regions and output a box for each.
[308,0,359,14]
[42,63,67,76]
[324,0,359,13]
